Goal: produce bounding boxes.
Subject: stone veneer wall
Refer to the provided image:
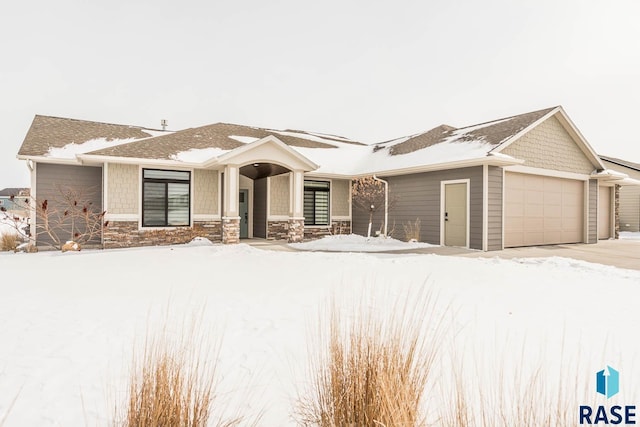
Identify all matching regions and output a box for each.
[266,219,306,242]
[104,221,221,249]
[267,221,288,241]
[222,217,240,244]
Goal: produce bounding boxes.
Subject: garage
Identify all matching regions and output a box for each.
[505,172,584,247]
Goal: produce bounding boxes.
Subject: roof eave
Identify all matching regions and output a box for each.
[76,154,205,168]
[353,155,524,178]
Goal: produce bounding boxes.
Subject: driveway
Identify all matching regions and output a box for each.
[455,239,640,271]
[246,238,640,271]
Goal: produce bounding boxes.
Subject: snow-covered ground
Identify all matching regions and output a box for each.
[289,234,437,252]
[621,231,640,240]
[1,238,640,426]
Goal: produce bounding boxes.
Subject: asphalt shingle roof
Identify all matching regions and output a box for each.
[18,115,162,157]
[600,155,640,172]
[378,107,557,156]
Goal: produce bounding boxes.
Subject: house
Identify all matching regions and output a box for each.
[0,187,30,218]
[600,156,640,232]
[16,106,636,250]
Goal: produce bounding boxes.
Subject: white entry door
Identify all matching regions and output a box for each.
[443,182,468,247]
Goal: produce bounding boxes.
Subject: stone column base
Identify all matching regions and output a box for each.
[222,217,240,244]
[288,218,304,243]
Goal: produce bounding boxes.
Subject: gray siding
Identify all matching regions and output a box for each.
[35,163,103,248]
[253,178,267,238]
[487,166,503,251]
[588,179,597,243]
[352,167,484,249]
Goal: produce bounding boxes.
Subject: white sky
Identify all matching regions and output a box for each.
[2,0,639,187]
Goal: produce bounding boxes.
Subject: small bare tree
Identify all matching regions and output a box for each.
[352,176,396,238]
[0,185,107,251]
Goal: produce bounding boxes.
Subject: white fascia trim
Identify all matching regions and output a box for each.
[105,214,139,221]
[440,179,471,249]
[193,214,222,221]
[267,215,290,221]
[17,155,82,165]
[492,107,605,170]
[505,165,592,181]
[362,156,522,178]
[78,154,203,169]
[332,215,351,221]
[554,108,606,170]
[208,135,319,170]
[490,107,560,154]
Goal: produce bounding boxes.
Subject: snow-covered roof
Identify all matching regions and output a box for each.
[18,115,171,157]
[19,107,562,176]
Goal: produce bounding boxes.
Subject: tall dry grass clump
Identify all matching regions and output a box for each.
[403,218,421,242]
[296,288,448,427]
[0,233,20,251]
[113,312,247,427]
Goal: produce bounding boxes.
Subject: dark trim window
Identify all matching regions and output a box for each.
[304,180,330,226]
[142,169,190,227]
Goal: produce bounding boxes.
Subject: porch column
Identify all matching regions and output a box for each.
[222,165,240,244]
[288,170,305,243]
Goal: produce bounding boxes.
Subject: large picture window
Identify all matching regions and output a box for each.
[142,169,190,227]
[304,180,330,226]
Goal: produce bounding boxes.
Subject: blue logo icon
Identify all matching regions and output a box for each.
[596,366,620,398]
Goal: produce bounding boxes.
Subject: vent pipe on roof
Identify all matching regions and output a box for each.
[161,119,168,131]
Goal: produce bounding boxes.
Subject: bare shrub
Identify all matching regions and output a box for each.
[403,218,421,242]
[0,233,20,251]
[296,288,448,427]
[352,177,397,238]
[1,185,106,251]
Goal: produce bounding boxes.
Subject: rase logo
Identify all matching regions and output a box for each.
[580,366,636,425]
[598,366,620,399]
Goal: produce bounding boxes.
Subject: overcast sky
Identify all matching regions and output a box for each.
[2,0,639,187]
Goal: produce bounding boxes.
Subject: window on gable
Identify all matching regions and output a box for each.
[142,169,190,227]
[304,180,330,226]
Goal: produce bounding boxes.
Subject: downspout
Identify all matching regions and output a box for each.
[372,174,388,237]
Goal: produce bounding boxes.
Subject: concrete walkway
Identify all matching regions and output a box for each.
[456,239,640,271]
[244,238,640,271]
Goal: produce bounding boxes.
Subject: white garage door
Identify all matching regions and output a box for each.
[505,172,584,247]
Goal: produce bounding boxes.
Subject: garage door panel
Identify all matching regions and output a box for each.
[505,172,584,247]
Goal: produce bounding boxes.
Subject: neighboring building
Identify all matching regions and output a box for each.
[600,156,640,232]
[16,106,636,250]
[0,187,30,217]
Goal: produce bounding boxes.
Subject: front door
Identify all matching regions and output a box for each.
[444,182,468,247]
[239,189,249,239]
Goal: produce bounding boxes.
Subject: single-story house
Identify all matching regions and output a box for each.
[0,187,30,217]
[16,106,637,250]
[600,156,640,232]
